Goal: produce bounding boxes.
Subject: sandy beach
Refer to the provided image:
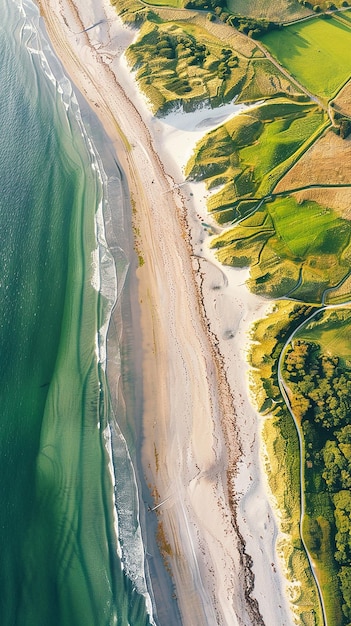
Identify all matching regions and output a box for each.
[36,0,294,623]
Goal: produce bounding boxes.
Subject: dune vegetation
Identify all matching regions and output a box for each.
[124,19,305,115]
[186,100,327,217]
[182,4,351,624]
[113,0,351,620]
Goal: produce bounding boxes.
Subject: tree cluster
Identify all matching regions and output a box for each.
[156,32,206,64]
[297,0,349,10]
[284,340,351,429]
[332,113,351,139]
[183,0,280,37]
[283,339,351,621]
[214,9,280,37]
[184,0,225,11]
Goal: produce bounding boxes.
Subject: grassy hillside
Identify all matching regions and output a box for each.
[227,0,312,21]
[210,196,351,301]
[186,100,326,220]
[125,20,305,114]
[261,15,351,100]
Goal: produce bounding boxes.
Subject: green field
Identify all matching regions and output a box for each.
[125,19,306,114]
[261,15,351,99]
[294,308,351,361]
[186,100,326,219]
[211,196,351,301]
[226,0,312,21]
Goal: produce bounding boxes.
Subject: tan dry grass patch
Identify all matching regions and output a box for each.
[333,79,351,117]
[275,130,351,192]
[325,273,351,304]
[291,188,351,219]
[189,15,262,58]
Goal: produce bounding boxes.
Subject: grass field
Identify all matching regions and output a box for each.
[261,16,351,100]
[186,100,326,219]
[211,196,351,301]
[125,19,306,114]
[294,308,351,360]
[226,0,312,21]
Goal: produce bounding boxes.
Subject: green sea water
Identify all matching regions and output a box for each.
[0,1,154,624]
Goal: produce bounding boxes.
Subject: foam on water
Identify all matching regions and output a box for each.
[8,0,156,622]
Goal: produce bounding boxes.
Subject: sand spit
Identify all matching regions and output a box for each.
[35,0,294,623]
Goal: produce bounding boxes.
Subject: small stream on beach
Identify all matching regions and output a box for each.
[0,1,163,623]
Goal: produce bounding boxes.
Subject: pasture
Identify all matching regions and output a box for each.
[211,196,351,301]
[294,308,351,360]
[186,100,326,219]
[261,16,351,100]
[226,0,312,21]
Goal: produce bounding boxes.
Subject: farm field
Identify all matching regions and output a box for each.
[210,195,351,301]
[332,78,351,117]
[186,100,326,219]
[275,130,351,192]
[226,0,312,21]
[290,188,351,219]
[261,15,351,100]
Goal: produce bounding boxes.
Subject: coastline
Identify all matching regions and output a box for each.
[35,0,293,624]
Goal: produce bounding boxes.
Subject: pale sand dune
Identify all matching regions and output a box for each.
[36,0,294,623]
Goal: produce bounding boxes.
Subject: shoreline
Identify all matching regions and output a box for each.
[35,0,293,624]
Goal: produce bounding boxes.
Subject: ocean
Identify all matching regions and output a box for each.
[0,0,157,623]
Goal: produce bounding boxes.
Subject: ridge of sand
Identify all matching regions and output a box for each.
[35,0,294,623]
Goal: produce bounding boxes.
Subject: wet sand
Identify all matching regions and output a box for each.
[36,0,293,623]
